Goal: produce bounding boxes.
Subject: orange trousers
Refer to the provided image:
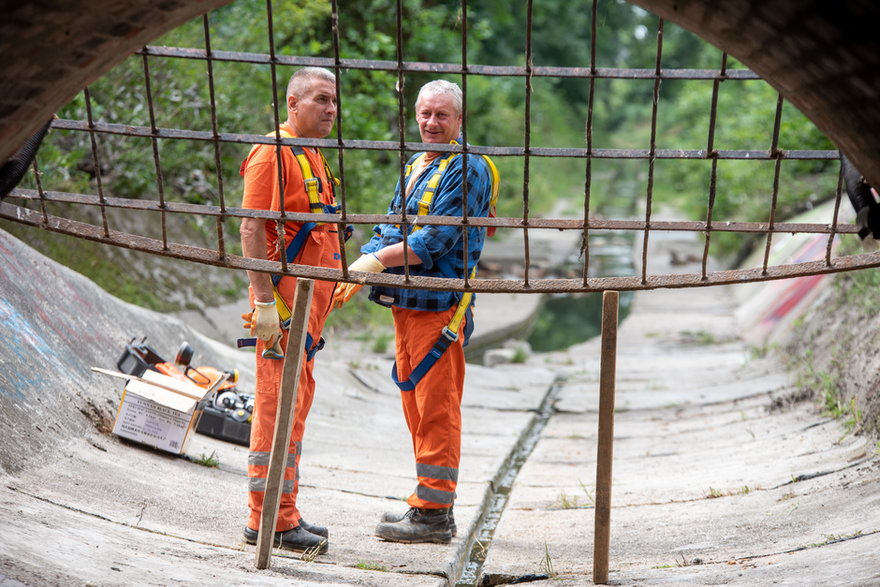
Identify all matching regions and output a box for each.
[246,229,338,532]
[392,305,466,510]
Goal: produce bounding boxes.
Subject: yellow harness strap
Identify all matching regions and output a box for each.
[273,128,339,216]
[401,144,501,336]
[416,153,457,217]
[267,128,337,323]
[444,267,477,338]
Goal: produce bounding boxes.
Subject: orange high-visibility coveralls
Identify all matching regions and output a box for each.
[392,305,466,509]
[241,123,340,532]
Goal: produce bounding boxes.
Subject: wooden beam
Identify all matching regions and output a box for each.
[254,278,314,569]
[593,290,619,584]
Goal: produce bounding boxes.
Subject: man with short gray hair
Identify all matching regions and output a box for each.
[333,79,497,543]
[239,66,340,554]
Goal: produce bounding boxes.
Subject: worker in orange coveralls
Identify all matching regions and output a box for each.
[332,80,496,544]
[238,67,341,554]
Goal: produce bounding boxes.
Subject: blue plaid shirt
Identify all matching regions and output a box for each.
[362,149,494,311]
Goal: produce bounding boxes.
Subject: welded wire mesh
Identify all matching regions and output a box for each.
[1,0,872,295]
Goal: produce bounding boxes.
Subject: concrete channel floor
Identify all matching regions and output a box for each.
[1,225,879,586]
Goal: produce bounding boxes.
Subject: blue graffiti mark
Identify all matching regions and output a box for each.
[0,298,57,399]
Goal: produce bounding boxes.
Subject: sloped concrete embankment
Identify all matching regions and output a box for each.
[0,228,254,477]
[0,227,561,585]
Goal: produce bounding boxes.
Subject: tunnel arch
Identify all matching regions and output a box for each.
[2,1,878,186]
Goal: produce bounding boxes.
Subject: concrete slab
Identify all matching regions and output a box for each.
[477,233,880,586]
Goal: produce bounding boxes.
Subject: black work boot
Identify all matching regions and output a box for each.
[298,518,329,538]
[242,525,329,554]
[375,507,453,544]
[382,506,456,536]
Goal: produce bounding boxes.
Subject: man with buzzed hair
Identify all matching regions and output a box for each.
[239,66,340,554]
[333,79,497,544]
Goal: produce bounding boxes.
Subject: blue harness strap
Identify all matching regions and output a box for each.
[235,332,325,362]
[391,305,473,392]
[271,220,317,287]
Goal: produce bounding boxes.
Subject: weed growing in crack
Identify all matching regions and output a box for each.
[778,490,797,502]
[300,541,326,562]
[355,560,388,571]
[193,450,219,468]
[539,543,555,577]
[705,487,725,499]
[809,530,862,547]
[578,479,596,506]
[553,491,581,509]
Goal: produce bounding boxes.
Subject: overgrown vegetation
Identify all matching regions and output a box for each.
[4,0,836,312]
[786,248,880,440]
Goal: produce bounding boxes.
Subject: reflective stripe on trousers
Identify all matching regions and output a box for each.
[248,445,301,493]
[392,305,466,509]
[246,226,338,532]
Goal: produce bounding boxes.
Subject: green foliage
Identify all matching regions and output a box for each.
[834,238,880,312]
[16,0,839,310]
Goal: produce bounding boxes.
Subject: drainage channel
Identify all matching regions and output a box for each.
[453,377,566,587]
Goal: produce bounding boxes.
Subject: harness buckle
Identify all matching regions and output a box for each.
[304,176,321,197]
[441,326,459,343]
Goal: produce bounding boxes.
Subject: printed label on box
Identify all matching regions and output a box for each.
[113,390,193,454]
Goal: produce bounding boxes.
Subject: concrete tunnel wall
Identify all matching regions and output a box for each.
[1,0,879,188]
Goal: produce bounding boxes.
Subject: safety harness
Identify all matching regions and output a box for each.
[238,129,345,361]
[391,147,500,391]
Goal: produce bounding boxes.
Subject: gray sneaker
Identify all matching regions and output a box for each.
[375,507,453,544]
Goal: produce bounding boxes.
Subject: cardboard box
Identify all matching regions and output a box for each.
[111,369,219,455]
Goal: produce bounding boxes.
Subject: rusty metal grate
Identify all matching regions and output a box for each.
[2,0,876,295]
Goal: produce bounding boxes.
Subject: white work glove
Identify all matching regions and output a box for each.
[332,253,386,310]
[251,299,282,344]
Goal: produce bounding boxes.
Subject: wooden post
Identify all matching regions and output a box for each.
[593,290,619,585]
[254,278,314,570]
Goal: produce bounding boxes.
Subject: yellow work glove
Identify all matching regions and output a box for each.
[332,253,386,310]
[251,299,283,356]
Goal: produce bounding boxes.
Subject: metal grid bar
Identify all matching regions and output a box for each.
[31,157,48,224]
[136,45,763,81]
[47,119,839,161]
[580,0,599,288]
[266,0,290,277]
[640,18,664,284]
[460,0,472,290]
[395,0,412,285]
[760,94,785,276]
[141,54,170,250]
[3,201,877,294]
[203,13,228,259]
[6,188,860,235]
[5,2,865,298]
[83,88,110,238]
[522,0,534,288]
[700,52,727,280]
[827,164,845,266]
[330,0,351,273]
